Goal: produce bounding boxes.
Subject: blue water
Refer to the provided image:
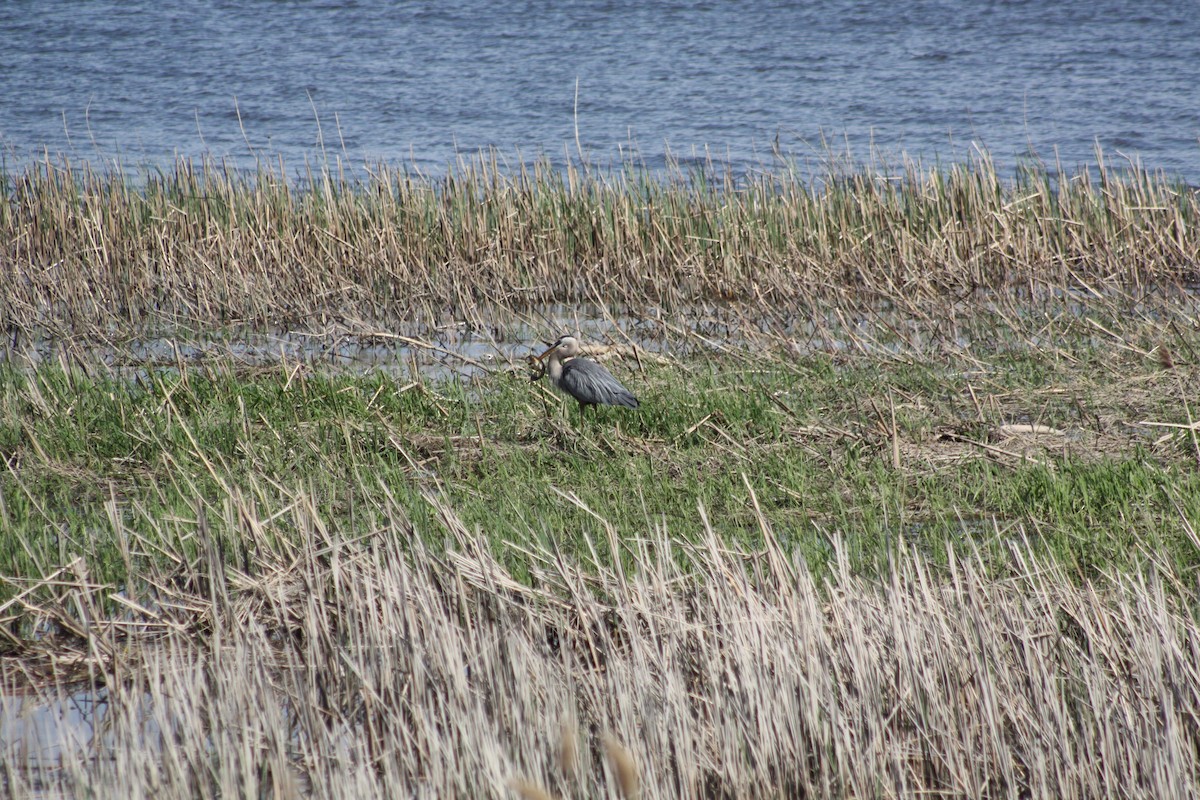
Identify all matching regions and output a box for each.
[2,0,1198,181]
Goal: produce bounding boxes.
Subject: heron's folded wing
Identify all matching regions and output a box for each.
[561,359,639,408]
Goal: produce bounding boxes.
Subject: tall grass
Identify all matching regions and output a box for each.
[2,485,1198,798]
[3,149,1197,338]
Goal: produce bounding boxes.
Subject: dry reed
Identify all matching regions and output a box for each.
[602,733,641,799]
[2,149,1197,341]
[2,484,1199,799]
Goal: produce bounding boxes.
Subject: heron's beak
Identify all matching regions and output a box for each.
[535,343,558,362]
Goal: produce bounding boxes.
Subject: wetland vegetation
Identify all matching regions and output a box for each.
[2,151,1200,798]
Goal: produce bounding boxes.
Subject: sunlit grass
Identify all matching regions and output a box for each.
[3,335,1198,602]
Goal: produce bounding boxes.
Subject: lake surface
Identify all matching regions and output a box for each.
[2,1,1199,182]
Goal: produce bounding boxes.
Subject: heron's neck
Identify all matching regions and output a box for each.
[546,353,565,384]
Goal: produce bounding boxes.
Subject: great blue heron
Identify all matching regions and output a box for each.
[535,336,639,422]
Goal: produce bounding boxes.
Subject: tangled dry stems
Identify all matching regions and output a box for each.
[2,151,1197,339]
[2,487,1199,799]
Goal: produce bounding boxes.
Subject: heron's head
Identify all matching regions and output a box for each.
[537,335,582,361]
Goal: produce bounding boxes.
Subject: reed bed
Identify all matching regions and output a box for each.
[3,150,1198,338]
[2,484,1199,799]
[5,147,1200,798]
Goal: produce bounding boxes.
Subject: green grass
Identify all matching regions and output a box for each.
[3,336,1199,607]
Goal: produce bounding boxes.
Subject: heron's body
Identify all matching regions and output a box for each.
[538,336,639,418]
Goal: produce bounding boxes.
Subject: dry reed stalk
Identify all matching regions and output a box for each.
[507,776,558,800]
[557,716,579,783]
[602,733,641,799]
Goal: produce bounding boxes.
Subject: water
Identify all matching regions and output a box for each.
[2,0,1198,182]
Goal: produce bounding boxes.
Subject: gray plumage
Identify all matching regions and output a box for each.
[560,358,640,408]
[538,336,639,417]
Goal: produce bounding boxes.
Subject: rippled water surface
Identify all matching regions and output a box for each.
[2,0,1198,180]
